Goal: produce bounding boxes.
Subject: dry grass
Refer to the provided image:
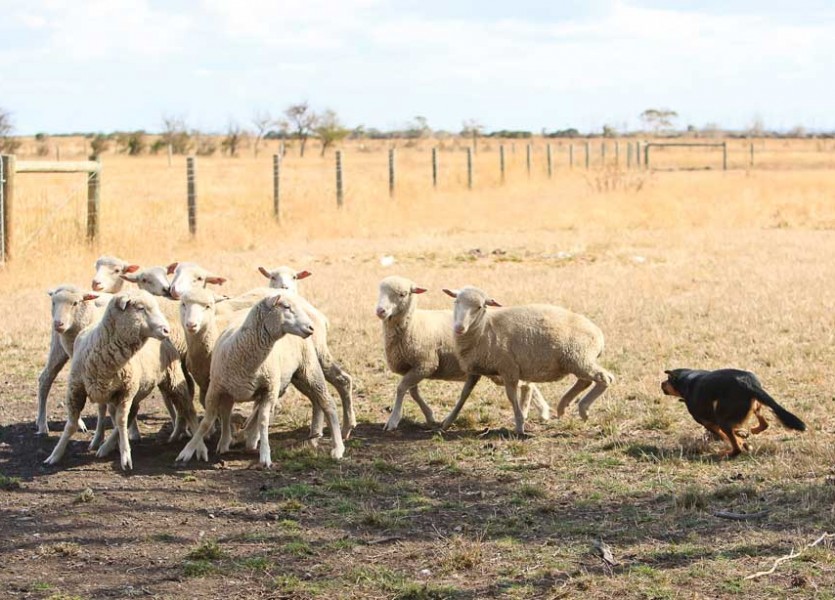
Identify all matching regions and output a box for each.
[1,141,835,598]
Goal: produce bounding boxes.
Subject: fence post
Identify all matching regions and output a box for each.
[167,144,173,167]
[1,154,14,262]
[601,142,606,166]
[466,147,473,189]
[723,142,728,171]
[336,150,344,207]
[388,148,395,197]
[749,142,754,168]
[56,145,61,162]
[272,153,281,222]
[86,161,101,243]
[644,144,650,169]
[499,145,506,183]
[614,141,619,166]
[584,142,590,170]
[627,143,633,169]
[546,144,552,178]
[432,147,438,189]
[569,144,574,168]
[187,156,197,236]
[526,144,532,177]
[636,141,641,167]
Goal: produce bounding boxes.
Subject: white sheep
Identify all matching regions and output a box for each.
[441,286,614,434]
[119,266,172,298]
[91,255,140,292]
[176,294,344,468]
[167,261,227,300]
[375,276,550,432]
[44,290,198,471]
[257,265,356,437]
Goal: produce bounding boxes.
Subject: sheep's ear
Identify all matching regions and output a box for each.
[205,276,227,286]
[124,264,140,274]
[116,296,131,311]
[166,262,179,275]
[120,273,139,283]
[485,298,502,308]
[271,294,283,307]
[213,294,230,303]
[296,270,312,280]
[442,288,459,298]
[47,288,57,297]
[258,266,271,279]
[411,286,428,294]
[83,293,100,302]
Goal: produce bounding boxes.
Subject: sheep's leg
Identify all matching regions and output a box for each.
[89,403,109,451]
[114,400,134,471]
[159,366,198,443]
[528,384,550,420]
[519,384,533,419]
[176,384,222,463]
[258,398,274,468]
[127,402,141,441]
[408,386,438,426]
[308,402,325,445]
[439,374,482,431]
[241,405,263,452]
[576,368,614,421]
[97,405,120,458]
[44,383,86,465]
[36,335,69,434]
[216,396,236,454]
[556,379,593,418]
[294,373,344,460]
[503,379,527,437]
[321,355,356,439]
[384,370,429,431]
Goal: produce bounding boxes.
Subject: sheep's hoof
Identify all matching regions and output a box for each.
[120,455,133,471]
[43,454,60,466]
[176,448,194,463]
[76,419,88,433]
[330,446,345,460]
[35,422,49,435]
[382,418,400,432]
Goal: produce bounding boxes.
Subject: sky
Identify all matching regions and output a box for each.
[1,0,834,135]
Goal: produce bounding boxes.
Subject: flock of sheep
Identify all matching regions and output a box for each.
[37,257,613,471]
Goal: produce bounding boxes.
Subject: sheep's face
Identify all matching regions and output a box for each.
[376,276,427,320]
[168,262,227,300]
[258,266,311,293]
[443,286,500,335]
[263,295,315,340]
[92,256,139,293]
[113,290,171,340]
[121,267,171,298]
[48,286,91,333]
[180,289,222,334]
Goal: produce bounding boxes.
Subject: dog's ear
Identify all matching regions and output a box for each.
[664,369,673,376]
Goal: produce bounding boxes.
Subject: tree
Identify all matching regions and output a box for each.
[251,110,273,157]
[461,119,484,152]
[640,108,678,134]
[602,124,617,138]
[89,134,110,159]
[404,116,431,139]
[315,110,349,156]
[221,121,247,157]
[118,131,146,156]
[284,102,318,157]
[161,115,191,154]
[0,108,21,153]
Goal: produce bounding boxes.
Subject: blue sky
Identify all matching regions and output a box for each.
[1,0,834,135]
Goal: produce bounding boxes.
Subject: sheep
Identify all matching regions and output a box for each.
[375,276,550,432]
[91,255,139,292]
[119,266,172,298]
[257,265,356,437]
[44,290,198,471]
[167,261,227,300]
[176,294,345,468]
[441,286,614,434]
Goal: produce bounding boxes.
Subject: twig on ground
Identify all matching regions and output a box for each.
[745,532,834,581]
[712,510,770,521]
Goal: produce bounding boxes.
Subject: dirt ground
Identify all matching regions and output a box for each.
[2,227,835,599]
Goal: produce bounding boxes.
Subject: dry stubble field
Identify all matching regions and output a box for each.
[1,142,835,599]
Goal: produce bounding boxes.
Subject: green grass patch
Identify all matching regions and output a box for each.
[0,473,22,490]
[182,559,218,578]
[187,540,225,561]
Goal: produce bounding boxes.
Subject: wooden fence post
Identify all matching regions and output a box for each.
[627,143,633,169]
[167,144,173,167]
[272,153,281,222]
[644,144,650,169]
[584,142,590,170]
[187,156,197,236]
[546,144,552,178]
[614,141,620,166]
[749,142,754,168]
[86,160,101,242]
[723,142,728,171]
[56,146,61,162]
[601,142,606,166]
[388,148,395,197]
[636,141,641,167]
[526,144,532,177]
[1,155,14,262]
[569,144,574,168]
[499,145,506,183]
[466,147,473,189]
[336,150,344,207]
[432,147,438,188]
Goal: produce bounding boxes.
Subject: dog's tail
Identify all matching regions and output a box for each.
[748,384,807,432]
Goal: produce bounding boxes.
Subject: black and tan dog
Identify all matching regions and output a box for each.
[661,368,806,458]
